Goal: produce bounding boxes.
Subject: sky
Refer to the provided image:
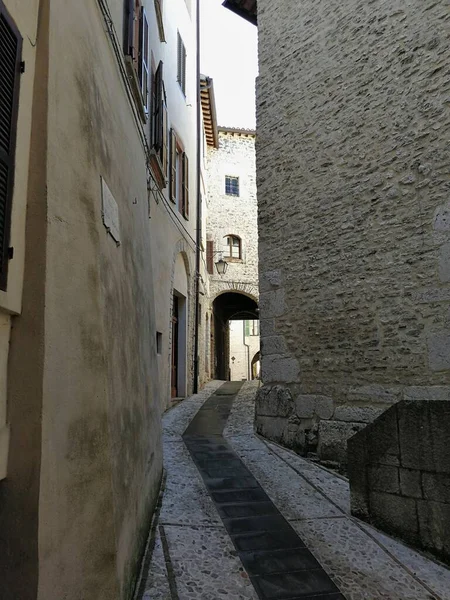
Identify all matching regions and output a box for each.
[200,0,258,129]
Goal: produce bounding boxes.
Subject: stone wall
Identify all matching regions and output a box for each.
[256,0,450,466]
[348,400,450,565]
[206,130,258,300]
[205,129,259,380]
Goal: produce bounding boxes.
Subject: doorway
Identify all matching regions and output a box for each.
[171,292,187,398]
[171,295,179,398]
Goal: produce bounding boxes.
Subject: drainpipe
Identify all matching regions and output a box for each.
[243,322,251,381]
[193,0,201,393]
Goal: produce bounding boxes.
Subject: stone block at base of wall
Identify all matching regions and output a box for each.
[318,420,365,467]
[255,384,376,470]
[348,400,450,566]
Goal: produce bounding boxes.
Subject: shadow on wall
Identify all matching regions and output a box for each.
[348,400,450,566]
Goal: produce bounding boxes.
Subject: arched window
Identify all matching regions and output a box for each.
[224,235,242,259]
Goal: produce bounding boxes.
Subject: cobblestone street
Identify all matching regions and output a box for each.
[137,382,450,600]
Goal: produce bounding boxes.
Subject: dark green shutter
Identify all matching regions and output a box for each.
[123,0,134,55]
[153,62,163,150]
[169,129,177,201]
[0,2,22,290]
[182,152,189,218]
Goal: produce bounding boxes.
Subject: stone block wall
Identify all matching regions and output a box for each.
[348,400,450,565]
[256,0,450,466]
[206,130,258,293]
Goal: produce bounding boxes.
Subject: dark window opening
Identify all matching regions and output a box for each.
[156,331,162,354]
[225,175,239,196]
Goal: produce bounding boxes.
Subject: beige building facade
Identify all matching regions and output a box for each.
[0,0,208,598]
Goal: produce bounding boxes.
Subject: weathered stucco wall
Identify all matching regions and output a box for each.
[1,1,164,599]
[256,0,450,466]
[0,1,45,598]
[39,1,164,597]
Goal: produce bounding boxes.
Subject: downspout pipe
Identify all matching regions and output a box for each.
[193,0,201,394]
[243,323,251,381]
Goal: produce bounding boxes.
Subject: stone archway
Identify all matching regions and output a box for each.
[211,292,259,380]
[168,240,192,398]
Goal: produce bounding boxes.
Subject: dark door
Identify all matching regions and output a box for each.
[171,295,179,398]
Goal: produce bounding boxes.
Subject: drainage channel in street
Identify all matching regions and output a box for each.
[183,381,345,600]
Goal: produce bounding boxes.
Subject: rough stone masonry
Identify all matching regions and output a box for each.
[255,0,450,468]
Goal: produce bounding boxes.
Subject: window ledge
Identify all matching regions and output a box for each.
[149,152,166,190]
[225,257,243,263]
[124,56,148,123]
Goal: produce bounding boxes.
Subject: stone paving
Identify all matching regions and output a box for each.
[137,381,450,600]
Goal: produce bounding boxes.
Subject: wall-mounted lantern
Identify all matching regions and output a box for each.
[215,257,228,275]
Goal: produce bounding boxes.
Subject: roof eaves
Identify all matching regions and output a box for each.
[222,0,257,26]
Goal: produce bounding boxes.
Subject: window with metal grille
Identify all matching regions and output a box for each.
[177,32,186,96]
[225,175,239,196]
[0,2,22,291]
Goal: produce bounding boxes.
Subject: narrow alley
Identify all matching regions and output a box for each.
[137,382,450,600]
[2,0,450,597]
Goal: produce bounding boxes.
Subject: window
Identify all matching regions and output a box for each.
[245,320,260,337]
[225,175,239,196]
[169,130,189,219]
[177,32,187,95]
[0,2,22,291]
[224,235,241,259]
[151,62,168,179]
[156,331,162,354]
[123,0,150,114]
[150,62,168,187]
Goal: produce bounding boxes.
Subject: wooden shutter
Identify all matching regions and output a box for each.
[169,129,177,202]
[177,32,182,86]
[153,62,163,150]
[0,4,22,291]
[182,152,189,218]
[161,102,168,176]
[138,7,149,111]
[206,241,214,274]
[123,0,134,55]
[177,32,186,95]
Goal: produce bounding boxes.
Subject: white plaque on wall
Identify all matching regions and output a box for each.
[101,177,121,245]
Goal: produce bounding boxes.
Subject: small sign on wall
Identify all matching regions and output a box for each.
[101,177,121,245]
